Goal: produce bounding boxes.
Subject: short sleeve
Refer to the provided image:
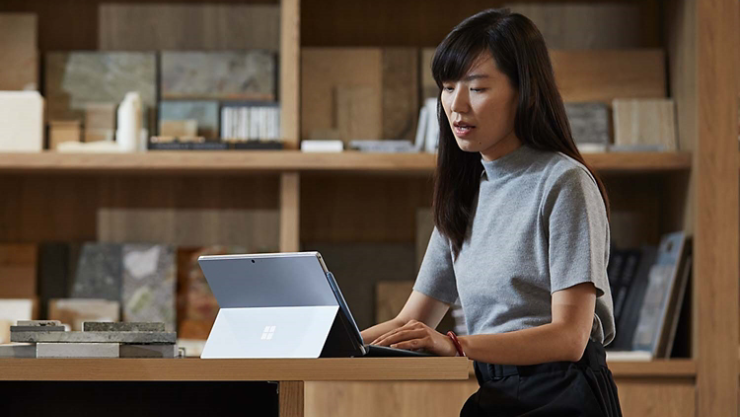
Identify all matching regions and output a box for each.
[413,227,459,304]
[543,168,611,297]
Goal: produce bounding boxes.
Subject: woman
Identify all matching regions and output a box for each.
[360,9,622,417]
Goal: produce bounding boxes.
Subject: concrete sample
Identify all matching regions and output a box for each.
[0,343,36,358]
[11,326,65,332]
[38,243,75,319]
[84,322,165,332]
[613,99,677,151]
[0,14,37,91]
[0,91,44,152]
[0,244,37,298]
[45,52,156,129]
[99,4,280,52]
[505,3,644,49]
[160,51,276,101]
[122,245,176,331]
[11,331,177,344]
[49,299,120,331]
[17,320,61,326]
[97,208,279,248]
[0,299,34,344]
[565,102,610,146]
[120,344,177,358]
[159,101,219,139]
[71,243,123,302]
[37,343,120,358]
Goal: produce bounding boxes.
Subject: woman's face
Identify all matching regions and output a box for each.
[440,51,521,161]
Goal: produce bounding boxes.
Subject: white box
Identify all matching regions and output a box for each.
[0,91,43,152]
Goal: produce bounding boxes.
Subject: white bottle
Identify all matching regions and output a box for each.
[116,92,142,152]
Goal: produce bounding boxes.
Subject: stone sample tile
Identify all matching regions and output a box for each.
[0,244,37,299]
[49,299,120,331]
[565,102,610,145]
[99,4,280,52]
[17,320,61,326]
[159,101,219,139]
[11,326,65,332]
[0,343,36,358]
[71,243,123,302]
[38,243,74,319]
[613,99,677,151]
[37,343,120,358]
[84,322,165,332]
[161,52,276,101]
[0,14,37,91]
[45,52,156,128]
[120,344,177,358]
[382,48,419,141]
[122,245,176,332]
[12,331,177,344]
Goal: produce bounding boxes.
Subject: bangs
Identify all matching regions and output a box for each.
[431,30,489,88]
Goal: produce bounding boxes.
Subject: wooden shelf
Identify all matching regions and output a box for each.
[0,357,470,381]
[0,151,692,175]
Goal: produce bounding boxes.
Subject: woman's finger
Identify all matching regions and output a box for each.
[371,321,425,345]
[390,337,430,351]
[374,329,428,347]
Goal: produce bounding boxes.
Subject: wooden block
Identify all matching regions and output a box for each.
[613,99,678,151]
[49,299,120,331]
[382,48,419,140]
[505,3,643,49]
[0,91,44,152]
[85,103,116,130]
[99,4,280,52]
[0,245,37,299]
[159,120,198,137]
[49,120,81,150]
[97,208,280,249]
[0,14,37,91]
[301,48,383,140]
[376,281,415,324]
[551,50,666,104]
[336,86,381,142]
[83,128,114,143]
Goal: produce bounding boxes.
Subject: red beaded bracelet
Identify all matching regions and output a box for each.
[447,331,465,357]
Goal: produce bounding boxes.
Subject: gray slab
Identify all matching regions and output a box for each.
[120,344,177,358]
[83,322,165,332]
[17,320,62,327]
[159,101,219,139]
[11,326,65,332]
[45,52,156,129]
[565,102,610,145]
[71,243,123,302]
[11,331,177,344]
[37,343,120,358]
[122,245,176,331]
[0,343,36,358]
[160,51,276,101]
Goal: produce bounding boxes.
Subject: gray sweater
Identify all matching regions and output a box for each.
[414,145,615,345]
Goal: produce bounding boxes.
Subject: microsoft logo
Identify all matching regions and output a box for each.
[261,326,276,340]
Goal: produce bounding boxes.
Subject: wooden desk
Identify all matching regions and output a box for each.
[0,357,470,417]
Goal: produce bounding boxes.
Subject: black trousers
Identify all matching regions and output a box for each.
[461,340,623,417]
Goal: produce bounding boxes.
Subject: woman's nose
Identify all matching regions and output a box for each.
[450,89,470,114]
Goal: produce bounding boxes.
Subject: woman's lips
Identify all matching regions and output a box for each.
[453,123,475,138]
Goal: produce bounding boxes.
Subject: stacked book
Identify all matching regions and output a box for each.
[221,105,281,141]
[1,320,180,358]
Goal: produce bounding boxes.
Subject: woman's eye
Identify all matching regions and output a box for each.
[443,86,455,92]
[470,88,486,92]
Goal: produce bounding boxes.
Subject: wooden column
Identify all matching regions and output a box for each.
[279,381,305,417]
[695,0,739,415]
[280,0,300,150]
[280,172,300,252]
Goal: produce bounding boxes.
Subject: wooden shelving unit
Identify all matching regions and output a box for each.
[0,151,692,174]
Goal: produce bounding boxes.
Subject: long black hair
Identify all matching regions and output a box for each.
[432,9,610,257]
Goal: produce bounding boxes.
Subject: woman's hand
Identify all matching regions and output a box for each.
[370,320,458,357]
